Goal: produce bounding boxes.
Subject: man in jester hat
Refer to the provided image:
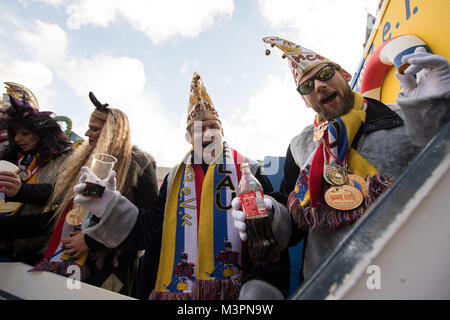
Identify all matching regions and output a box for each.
[74,72,292,300]
[243,36,449,285]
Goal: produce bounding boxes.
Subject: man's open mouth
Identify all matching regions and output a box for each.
[320,92,337,104]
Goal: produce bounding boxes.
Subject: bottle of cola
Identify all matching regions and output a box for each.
[238,163,280,265]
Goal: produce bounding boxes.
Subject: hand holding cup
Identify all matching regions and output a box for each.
[81,153,117,198]
[0,160,20,199]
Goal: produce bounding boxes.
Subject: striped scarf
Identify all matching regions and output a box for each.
[151,144,246,300]
[29,200,88,278]
[288,92,393,230]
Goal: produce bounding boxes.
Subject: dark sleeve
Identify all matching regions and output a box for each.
[5,183,53,205]
[83,215,105,250]
[84,226,106,250]
[275,146,307,246]
[118,174,167,253]
[279,146,300,196]
[242,248,291,298]
[254,166,274,194]
[0,211,55,240]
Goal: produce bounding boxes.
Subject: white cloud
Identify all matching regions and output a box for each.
[58,55,146,102]
[258,0,379,74]
[17,20,68,64]
[8,18,146,105]
[122,91,187,168]
[52,51,186,167]
[0,18,68,108]
[66,0,235,44]
[0,60,54,108]
[18,0,66,8]
[224,71,316,161]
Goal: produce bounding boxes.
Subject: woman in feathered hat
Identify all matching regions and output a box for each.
[0,94,73,265]
[0,82,41,154]
[0,92,159,298]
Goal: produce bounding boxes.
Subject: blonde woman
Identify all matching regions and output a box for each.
[0,92,158,297]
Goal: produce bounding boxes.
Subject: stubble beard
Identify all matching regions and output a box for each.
[316,88,354,121]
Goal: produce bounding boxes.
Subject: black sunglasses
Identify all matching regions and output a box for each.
[297,64,340,95]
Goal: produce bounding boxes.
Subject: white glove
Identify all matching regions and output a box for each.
[73,166,117,217]
[231,196,273,242]
[395,47,450,99]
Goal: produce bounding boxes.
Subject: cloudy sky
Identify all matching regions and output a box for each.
[0,0,379,168]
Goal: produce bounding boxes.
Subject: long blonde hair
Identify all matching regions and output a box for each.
[47,108,132,225]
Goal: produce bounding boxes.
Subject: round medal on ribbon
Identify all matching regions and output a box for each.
[347,174,368,198]
[323,162,347,185]
[324,184,363,211]
[16,169,32,181]
[65,208,85,226]
[313,122,328,142]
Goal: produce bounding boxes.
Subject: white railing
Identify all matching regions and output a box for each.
[0,262,134,300]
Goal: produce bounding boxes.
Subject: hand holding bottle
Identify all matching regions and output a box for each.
[231,196,274,241]
[235,163,280,265]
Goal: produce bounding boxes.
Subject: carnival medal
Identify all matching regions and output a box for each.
[347,173,368,198]
[324,184,363,211]
[65,206,85,226]
[16,154,34,181]
[16,168,32,181]
[323,162,347,186]
[313,121,328,142]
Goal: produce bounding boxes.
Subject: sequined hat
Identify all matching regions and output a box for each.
[262,36,336,87]
[1,94,56,131]
[1,82,39,110]
[186,72,220,129]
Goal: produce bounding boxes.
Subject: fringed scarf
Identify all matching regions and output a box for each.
[151,144,245,300]
[29,200,88,279]
[288,92,393,230]
[0,153,40,216]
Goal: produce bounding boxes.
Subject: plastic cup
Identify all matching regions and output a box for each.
[0,160,19,200]
[81,153,117,198]
[0,160,19,172]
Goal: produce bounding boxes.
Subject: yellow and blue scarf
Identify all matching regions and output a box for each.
[152,144,246,300]
[288,92,393,229]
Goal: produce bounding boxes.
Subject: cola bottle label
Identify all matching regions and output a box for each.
[240,191,267,218]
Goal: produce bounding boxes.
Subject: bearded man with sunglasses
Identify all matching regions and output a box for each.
[255,37,450,285]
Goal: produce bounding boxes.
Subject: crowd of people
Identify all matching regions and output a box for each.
[0,36,448,300]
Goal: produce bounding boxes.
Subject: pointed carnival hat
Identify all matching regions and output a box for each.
[186,72,220,128]
[1,82,39,110]
[262,36,337,87]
